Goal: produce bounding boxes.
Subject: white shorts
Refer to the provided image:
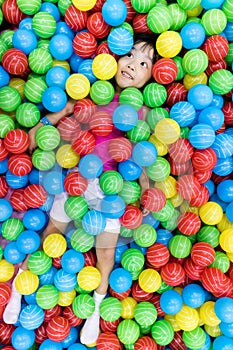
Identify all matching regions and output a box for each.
[50,178,121,233]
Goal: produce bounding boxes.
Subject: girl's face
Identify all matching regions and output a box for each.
[115,41,154,89]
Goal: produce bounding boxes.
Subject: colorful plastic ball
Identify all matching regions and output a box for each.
[39,339,62,350]
[0,198,13,222]
[156,30,182,58]
[182,49,209,76]
[168,234,192,259]
[12,29,37,55]
[209,69,233,95]
[77,59,96,85]
[203,34,229,62]
[36,284,59,310]
[61,249,84,275]
[109,268,132,293]
[154,118,180,145]
[0,66,10,88]
[2,48,28,75]
[24,183,47,209]
[189,123,215,149]
[0,282,11,306]
[180,22,205,49]
[169,101,196,127]
[45,66,70,90]
[201,8,227,36]
[212,134,233,159]
[112,104,138,132]
[198,106,224,131]
[73,31,97,58]
[151,319,174,346]
[199,201,223,225]
[19,304,44,330]
[65,196,88,221]
[132,141,157,167]
[152,58,178,85]
[4,129,29,154]
[117,319,140,345]
[28,250,52,276]
[96,332,122,350]
[16,102,40,128]
[77,266,101,292]
[134,301,157,327]
[66,73,90,100]
[92,53,117,81]
[43,234,67,258]
[11,326,35,350]
[46,316,70,342]
[182,326,206,349]
[134,336,157,350]
[23,208,47,231]
[16,230,40,255]
[16,0,41,15]
[121,248,145,273]
[213,157,233,176]
[49,34,73,61]
[60,327,78,348]
[214,297,233,324]
[56,144,80,169]
[42,86,67,113]
[147,4,172,34]
[213,335,233,350]
[90,80,114,105]
[108,27,133,55]
[32,149,56,171]
[102,0,127,26]
[15,270,39,295]
[31,11,56,38]
[72,294,95,318]
[0,86,21,112]
[78,154,103,179]
[119,204,143,229]
[138,268,161,293]
[81,209,106,235]
[182,283,205,309]
[0,259,14,282]
[143,82,167,108]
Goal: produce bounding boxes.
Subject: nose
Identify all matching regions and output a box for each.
[127,64,135,71]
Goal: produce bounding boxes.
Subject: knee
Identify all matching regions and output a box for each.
[97,248,115,265]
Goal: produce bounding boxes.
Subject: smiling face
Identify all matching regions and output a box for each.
[115,41,154,89]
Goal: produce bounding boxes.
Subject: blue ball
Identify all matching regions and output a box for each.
[40,2,61,21]
[102,0,127,26]
[82,209,106,235]
[78,154,103,179]
[220,322,233,338]
[213,157,233,176]
[61,249,85,274]
[115,244,128,264]
[19,304,44,330]
[180,22,206,49]
[39,266,57,285]
[24,292,37,305]
[160,290,183,315]
[4,241,26,264]
[78,59,97,84]
[108,27,134,55]
[16,230,40,254]
[210,94,224,109]
[182,283,206,308]
[42,86,67,112]
[39,193,54,212]
[12,326,35,350]
[201,0,224,9]
[19,17,34,32]
[198,106,224,131]
[49,34,73,60]
[54,268,77,292]
[142,212,159,228]
[132,141,157,166]
[39,339,63,350]
[129,241,147,255]
[156,229,173,247]
[0,66,10,87]
[187,84,213,110]
[112,104,138,131]
[12,29,37,55]
[68,344,87,350]
[69,53,84,72]
[170,101,196,127]
[214,297,233,323]
[100,194,126,219]
[213,335,233,350]
[109,267,132,292]
[28,167,44,184]
[42,170,65,195]
[118,159,142,180]
[61,327,78,348]
[224,21,233,42]
[210,193,228,212]
[6,171,29,189]
[46,66,70,90]
[226,202,233,223]
[189,123,215,149]
[217,180,233,203]
[0,158,9,174]
[0,198,13,221]
[211,134,233,158]
[55,21,75,40]
[23,208,47,231]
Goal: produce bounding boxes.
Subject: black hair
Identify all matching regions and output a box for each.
[133,33,158,64]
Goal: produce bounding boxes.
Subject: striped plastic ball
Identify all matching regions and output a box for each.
[32,149,56,171]
[151,319,174,346]
[209,69,233,95]
[146,243,170,268]
[73,98,96,124]
[143,82,167,108]
[64,5,87,31]
[32,12,56,38]
[121,248,145,273]
[131,0,156,13]
[118,181,140,204]
[160,262,185,286]
[64,171,88,196]
[15,270,39,295]
[56,144,80,169]
[192,148,217,171]
[166,82,187,107]
[191,242,216,267]
[0,86,21,112]
[89,110,113,136]
[19,304,44,330]
[77,266,101,291]
[28,250,52,275]
[92,53,117,80]
[47,316,70,342]
[2,48,28,75]
[36,284,59,310]
[73,31,97,58]
[108,137,132,162]
[152,58,178,84]
[133,13,152,35]
[16,102,40,127]
[99,170,123,195]
[141,187,166,212]
[176,174,201,201]
[24,77,47,104]
[99,297,122,322]
[201,8,227,35]
[0,260,14,282]
[66,73,90,100]
[35,125,60,151]
[70,228,94,253]
[28,48,53,74]
[203,35,229,62]
[183,258,205,281]
[147,5,172,33]
[177,0,201,10]
[120,205,142,229]
[154,118,180,145]
[54,269,77,292]
[119,87,144,111]
[87,12,111,39]
[0,177,8,198]
[0,114,15,138]
[4,129,29,154]
[17,0,41,15]
[0,323,17,345]
[175,305,199,331]
[133,224,157,248]
[0,283,11,306]
[43,234,67,258]
[182,49,209,75]
[90,80,114,105]
[135,336,157,350]
[108,27,134,55]
[134,301,157,327]
[138,269,161,293]
[8,153,32,176]
[96,332,122,350]
[199,201,223,225]
[63,305,83,327]
[24,184,47,208]
[156,30,182,58]
[169,235,192,259]
[117,319,140,345]
[72,130,96,155]
[57,116,81,142]
[178,211,201,236]
[72,294,95,318]
[9,189,29,211]
[222,0,233,21]
[2,0,25,24]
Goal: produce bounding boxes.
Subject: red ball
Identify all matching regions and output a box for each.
[119,205,143,229]
[35,323,47,344]
[63,306,83,327]
[2,0,25,24]
[100,318,121,333]
[109,287,131,300]
[24,184,47,208]
[1,347,15,350]
[64,171,88,196]
[189,184,209,207]
[57,116,81,141]
[160,262,185,286]
[8,153,32,176]
[183,257,205,281]
[135,336,157,350]
[216,123,226,134]
[96,332,122,350]
[169,138,194,163]
[222,101,233,125]
[166,83,187,107]
[133,14,153,34]
[0,177,8,198]
[74,98,96,124]
[73,31,97,58]
[44,305,62,323]
[0,283,11,306]
[9,188,29,211]
[192,148,217,171]
[123,0,136,22]
[4,129,30,154]
[203,35,229,62]
[52,256,62,268]
[87,12,111,39]
[169,157,191,176]
[149,294,165,317]
[96,41,118,60]
[169,331,186,350]
[46,316,70,342]
[108,137,132,162]
[131,281,153,302]
[176,174,201,201]
[72,130,96,155]
[146,243,170,269]
[83,249,97,267]
[89,111,113,136]
[2,48,28,75]
[0,139,9,161]
[177,212,201,236]
[205,59,227,76]
[193,168,212,184]
[0,323,16,345]
[64,5,87,31]
[152,58,178,85]
[212,172,233,185]
[191,242,216,267]
[201,267,233,297]
[141,188,166,212]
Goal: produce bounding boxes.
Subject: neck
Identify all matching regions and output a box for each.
[115,84,122,94]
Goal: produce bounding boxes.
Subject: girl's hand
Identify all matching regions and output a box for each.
[28,123,42,154]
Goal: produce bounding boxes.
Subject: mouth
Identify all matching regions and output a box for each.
[121,71,134,80]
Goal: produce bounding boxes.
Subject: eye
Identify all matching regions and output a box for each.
[127,52,133,58]
[141,62,148,68]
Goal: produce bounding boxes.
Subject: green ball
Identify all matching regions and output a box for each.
[197,225,220,248]
[143,83,167,108]
[133,224,157,248]
[16,103,40,127]
[35,125,60,151]
[0,114,15,137]
[117,319,140,345]
[173,56,187,81]
[36,284,59,309]
[99,297,122,322]
[70,228,95,252]
[0,86,21,112]
[209,69,233,95]
[0,30,14,49]
[168,234,192,258]
[0,246,3,260]
[127,120,150,142]
[58,0,72,16]
[90,80,114,105]
[225,42,233,67]
[161,208,180,231]
[37,39,50,50]
[168,3,187,30]
[180,126,190,138]
[182,326,206,349]
[0,39,8,61]
[131,0,156,13]
[64,196,88,220]
[222,0,233,22]
[121,248,145,272]
[147,107,169,131]
[99,170,124,194]
[72,294,95,318]
[177,0,201,10]
[151,319,174,346]
[134,301,157,327]
[118,181,141,204]
[118,22,134,35]
[157,281,173,294]
[17,0,42,15]
[147,5,172,33]
[0,9,3,26]
[28,48,53,74]
[131,268,143,281]
[32,149,56,170]
[1,218,24,241]
[201,9,227,35]
[182,49,208,75]
[146,156,170,182]
[28,250,52,275]
[119,87,144,111]
[152,199,174,221]
[32,12,57,38]
[24,77,47,103]
[210,251,230,273]
[120,226,133,238]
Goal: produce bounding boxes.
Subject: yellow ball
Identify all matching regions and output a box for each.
[56,144,80,168]
[186,5,203,17]
[175,305,199,331]
[8,78,25,100]
[156,31,182,58]
[138,269,162,293]
[0,260,14,282]
[149,134,168,156]
[217,214,233,232]
[15,270,39,295]
[199,301,220,327]
[52,60,70,72]
[180,201,199,215]
[92,54,118,80]
[204,324,222,338]
[72,0,97,11]
[43,233,67,258]
[219,229,233,253]
[199,202,223,225]
[77,266,101,291]
[227,252,233,262]
[155,176,177,199]
[154,118,180,145]
[66,73,90,100]
[121,297,137,319]
[164,314,181,332]
[58,289,76,306]
[183,72,208,90]
[170,193,184,208]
